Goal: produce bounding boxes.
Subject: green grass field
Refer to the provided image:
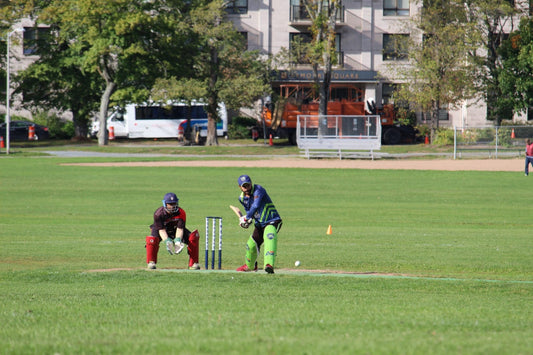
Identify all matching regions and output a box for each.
[1,155,532,354]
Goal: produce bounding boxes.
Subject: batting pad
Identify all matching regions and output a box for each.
[245,236,258,269]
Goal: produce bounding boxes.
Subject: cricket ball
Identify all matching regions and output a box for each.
[294,260,301,267]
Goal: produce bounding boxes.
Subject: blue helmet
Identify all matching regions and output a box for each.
[238,175,252,187]
[162,192,179,213]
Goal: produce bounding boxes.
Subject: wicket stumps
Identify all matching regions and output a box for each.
[205,216,222,269]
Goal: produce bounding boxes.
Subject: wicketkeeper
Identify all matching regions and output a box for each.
[145,192,200,270]
[236,175,282,274]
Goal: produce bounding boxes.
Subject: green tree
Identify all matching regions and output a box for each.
[151,78,207,143]
[499,17,533,115]
[151,0,269,146]
[465,0,524,124]
[14,24,102,137]
[287,0,341,121]
[302,0,342,117]
[12,0,193,144]
[0,0,35,109]
[388,0,481,142]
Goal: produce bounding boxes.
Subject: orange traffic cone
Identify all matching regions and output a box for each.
[269,134,273,146]
[0,136,4,148]
[326,225,332,235]
[511,129,516,139]
[109,126,115,140]
[424,134,429,144]
[28,125,35,140]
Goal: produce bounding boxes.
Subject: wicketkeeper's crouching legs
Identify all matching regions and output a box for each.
[145,230,200,270]
[145,236,159,269]
[187,229,200,269]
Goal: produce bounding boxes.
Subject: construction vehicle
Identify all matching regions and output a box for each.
[262,84,417,145]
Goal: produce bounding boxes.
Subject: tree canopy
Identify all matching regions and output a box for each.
[151,0,269,146]
[499,16,533,116]
[290,0,341,117]
[3,0,197,144]
[387,0,482,141]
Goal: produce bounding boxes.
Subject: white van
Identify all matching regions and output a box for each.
[90,101,228,139]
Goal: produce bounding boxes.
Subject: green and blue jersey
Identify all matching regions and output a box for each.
[239,184,281,227]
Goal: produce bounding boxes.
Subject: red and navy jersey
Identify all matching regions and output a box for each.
[150,206,187,238]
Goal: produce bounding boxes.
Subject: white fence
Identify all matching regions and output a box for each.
[453,126,533,159]
[297,115,382,159]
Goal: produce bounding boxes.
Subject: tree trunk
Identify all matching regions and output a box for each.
[97,80,116,146]
[206,45,219,146]
[206,113,218,146]
[97,60,117,146]
[430,100,440,143]
[73,115,89,138]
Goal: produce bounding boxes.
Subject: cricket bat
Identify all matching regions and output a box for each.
[229,205,243,218]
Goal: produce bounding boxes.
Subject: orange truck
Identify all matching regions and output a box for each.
[262,84,416,145]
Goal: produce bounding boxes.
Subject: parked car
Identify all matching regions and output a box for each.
[0,120,50,141]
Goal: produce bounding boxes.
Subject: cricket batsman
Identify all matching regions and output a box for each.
[236,175,282,274]
[145,192,200,270]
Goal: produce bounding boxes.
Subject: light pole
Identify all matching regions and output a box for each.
[5,28,24,155]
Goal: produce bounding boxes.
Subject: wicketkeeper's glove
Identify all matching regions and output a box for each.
[174,239,185,255]
[165,238,175,255]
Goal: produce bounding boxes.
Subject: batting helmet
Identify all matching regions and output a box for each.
[162,192,179,213]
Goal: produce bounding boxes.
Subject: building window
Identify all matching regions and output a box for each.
[384,0,409,16]
[382,84,396,105]
[438,107,449,120]
[289,32,343,66]
[290,0,310,21]
[424,106,449,121]
[226,0,248,14]
[383,34,409,61]
[23,27,51,56]
[290,0,344,22]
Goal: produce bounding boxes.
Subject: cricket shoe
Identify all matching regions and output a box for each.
[236,262,258,272]
[147,261,156,270]
[265,264,274,274]
[189,263,200,270]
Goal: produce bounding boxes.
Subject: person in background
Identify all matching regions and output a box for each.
[525,139,533,176]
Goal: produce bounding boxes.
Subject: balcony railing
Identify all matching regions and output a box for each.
[289,51,344,67]
[290,5,344,23]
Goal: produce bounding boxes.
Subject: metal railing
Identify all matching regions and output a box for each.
[297,114,381,159]
[453,125,533,159]
[290,5,344,23]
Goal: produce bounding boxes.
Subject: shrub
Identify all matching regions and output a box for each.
[433,128,454,145]
[496,127,512,147]
[228,116,259,139]
[33,111,74,139]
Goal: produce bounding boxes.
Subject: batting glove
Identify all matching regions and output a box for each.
[165,238,175,255]
[239,215,251,224]
[174,239,185,255]
[239,216,252,229]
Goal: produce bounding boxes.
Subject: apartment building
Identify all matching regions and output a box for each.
[227,0,528,127]
[3,18,55,120]
[3,2,528,128]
